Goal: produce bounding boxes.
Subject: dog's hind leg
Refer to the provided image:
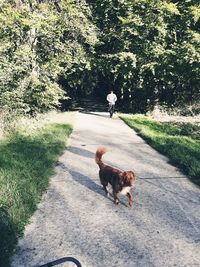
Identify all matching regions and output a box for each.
[113,191,120,205]
[127,192,133,207]
[102,182,109,196]
[99,173,109,196]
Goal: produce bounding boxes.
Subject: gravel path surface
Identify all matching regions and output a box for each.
[11,112,200,267]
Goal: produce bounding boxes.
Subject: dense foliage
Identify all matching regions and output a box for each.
[0,0,199,114]
[0,0,97,115]
[89,0,200,112]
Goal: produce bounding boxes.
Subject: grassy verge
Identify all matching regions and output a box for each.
[120,114,200,186]
[0,112,74,267]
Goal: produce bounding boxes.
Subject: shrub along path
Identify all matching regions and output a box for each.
[11,111,200,267]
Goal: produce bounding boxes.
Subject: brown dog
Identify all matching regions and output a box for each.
[95,147,136,207]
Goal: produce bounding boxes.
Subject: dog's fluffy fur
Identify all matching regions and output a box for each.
[95,147,136,206]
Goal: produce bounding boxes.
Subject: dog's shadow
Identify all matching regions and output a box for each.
[61,165,128,207]
[71,170,129,208]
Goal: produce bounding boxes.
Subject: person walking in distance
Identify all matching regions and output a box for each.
[107,90,117,117]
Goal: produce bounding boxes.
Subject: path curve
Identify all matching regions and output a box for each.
[11,112,200,267]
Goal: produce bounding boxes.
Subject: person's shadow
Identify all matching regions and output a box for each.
[80,110,111,118]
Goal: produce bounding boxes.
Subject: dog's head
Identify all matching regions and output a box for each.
[121,171,136,186]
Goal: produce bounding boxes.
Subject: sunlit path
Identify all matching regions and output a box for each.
[11,112,200,267]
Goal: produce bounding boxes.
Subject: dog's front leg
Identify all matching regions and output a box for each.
[127,192,133,207]
[113,191,120,205]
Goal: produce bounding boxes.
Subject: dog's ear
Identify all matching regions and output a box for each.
[123,171,136,184]
[128,171,136,183]
[129,171,135,177]
[122,171,129,183]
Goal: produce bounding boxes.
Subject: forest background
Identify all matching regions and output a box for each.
[0,0,199,120]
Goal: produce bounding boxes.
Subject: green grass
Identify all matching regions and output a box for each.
[0,115,73,267]
[120,115,200,186]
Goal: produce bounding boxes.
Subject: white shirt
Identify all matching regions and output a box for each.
[107,93,117,105]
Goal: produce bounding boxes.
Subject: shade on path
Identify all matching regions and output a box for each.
[11,112,200,267]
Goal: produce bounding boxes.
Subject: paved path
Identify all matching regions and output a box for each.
[11,112,200,267]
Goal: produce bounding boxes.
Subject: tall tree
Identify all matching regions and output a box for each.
[88,0,200,112]
[0,0,98,114]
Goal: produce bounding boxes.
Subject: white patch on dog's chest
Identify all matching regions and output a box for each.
[120,186,131,195]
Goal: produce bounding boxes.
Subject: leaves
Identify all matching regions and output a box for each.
[0,0,98,114]
[89,0,200,112]
[0,0,199,115]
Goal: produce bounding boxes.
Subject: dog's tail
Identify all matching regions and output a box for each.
[95,147,107,166]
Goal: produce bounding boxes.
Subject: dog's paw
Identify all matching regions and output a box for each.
[128,200,133,207]
[114,199,120,205]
